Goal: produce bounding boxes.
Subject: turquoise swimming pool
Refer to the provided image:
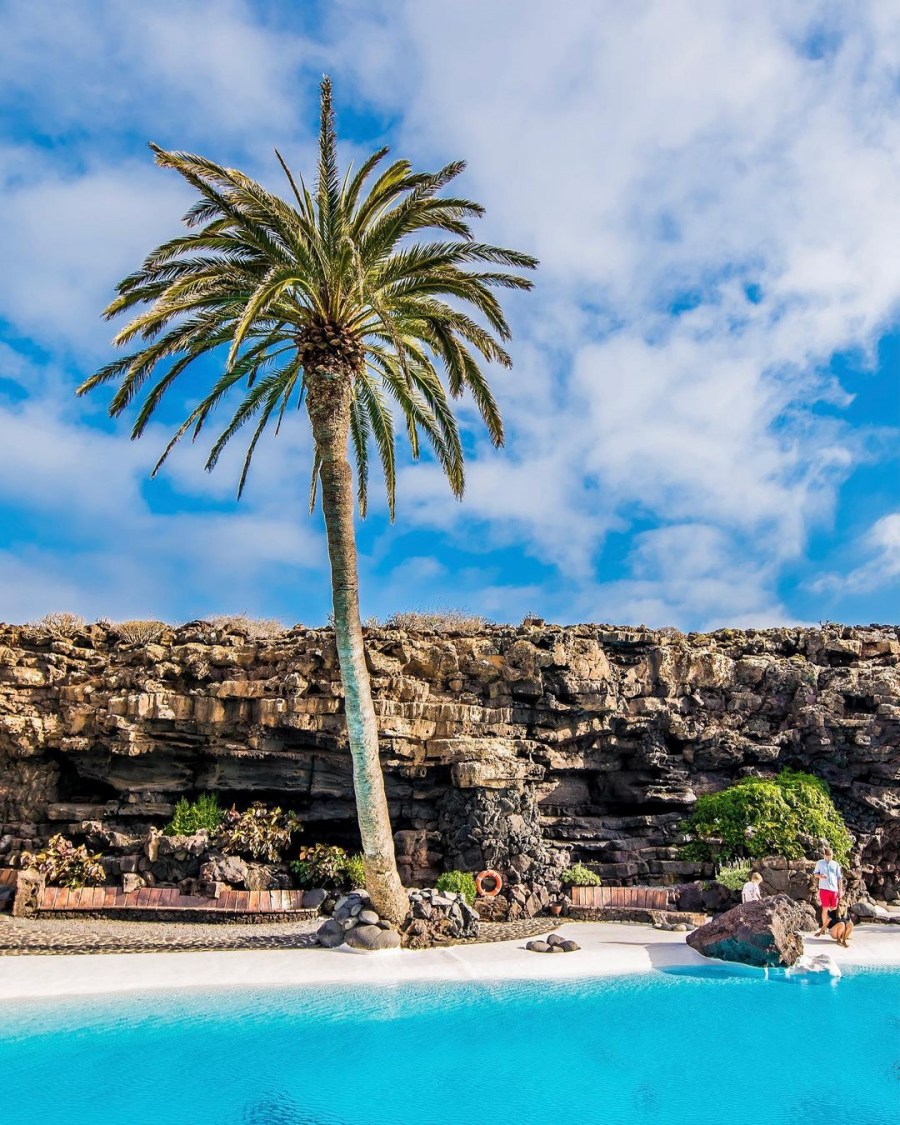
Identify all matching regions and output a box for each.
[0,968,897,1124]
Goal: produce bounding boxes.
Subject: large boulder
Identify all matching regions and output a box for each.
[686,893,807,967]
[345,924,401,951]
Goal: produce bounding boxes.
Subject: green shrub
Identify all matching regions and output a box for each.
[164,793,224,836]
[291,845,368,890]
[20,834,105,888]
[561,862,601,887]
[291,844,349,889]
[343,853,367,889]
[681,769,852,864]
[217,803,301,862]
[714,860,752,891]
[435,870,477,905]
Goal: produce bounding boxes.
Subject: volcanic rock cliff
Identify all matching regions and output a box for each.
[1,621,898,899]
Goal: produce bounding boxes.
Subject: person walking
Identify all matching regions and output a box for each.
[813,845,843,936]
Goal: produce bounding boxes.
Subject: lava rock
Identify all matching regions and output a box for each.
[687,893,807,967]
[198,851,247,889]
[400,887,480,947]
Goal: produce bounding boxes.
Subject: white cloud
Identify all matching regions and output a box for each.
[578,524,796,631]
[0,1,314,146]
[0,154,191,352]
[812,512,900,596]
[0,373,326,624]
[329,0,900,622]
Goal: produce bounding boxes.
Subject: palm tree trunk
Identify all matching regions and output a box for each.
[306,372,409,925]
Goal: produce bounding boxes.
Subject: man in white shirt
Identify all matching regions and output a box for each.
[813,845,843,936]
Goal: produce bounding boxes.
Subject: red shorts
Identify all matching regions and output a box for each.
[819,889,838,909]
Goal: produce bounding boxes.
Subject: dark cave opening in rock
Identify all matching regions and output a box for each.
[47,752,119,805]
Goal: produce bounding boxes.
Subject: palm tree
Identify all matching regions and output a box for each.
[77,77,537,923]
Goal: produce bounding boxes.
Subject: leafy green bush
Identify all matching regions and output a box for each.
[435,870,477,905]
[714,860,752,891]
[164,793,224,836]
[681,770,852,864]
[217,803,301,862]
[561,862,602,887]
[20,834,105,888]
[343,853,366,889]
[291,845,368,890]
[292,844,349,888]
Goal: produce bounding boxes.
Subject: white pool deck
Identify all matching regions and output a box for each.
[1,922,898,1002]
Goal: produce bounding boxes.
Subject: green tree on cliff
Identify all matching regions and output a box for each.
[681,769,852,865]
[77,78,537,923]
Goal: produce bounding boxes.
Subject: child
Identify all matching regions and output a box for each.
[741,871,763,903]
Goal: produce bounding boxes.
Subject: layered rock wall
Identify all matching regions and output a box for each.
[1,621,898,898]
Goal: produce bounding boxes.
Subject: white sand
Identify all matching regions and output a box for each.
[1,922,898,1002]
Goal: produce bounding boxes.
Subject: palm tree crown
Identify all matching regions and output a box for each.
[78,77,537,513]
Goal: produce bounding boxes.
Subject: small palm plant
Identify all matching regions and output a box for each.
[78,78,537,922]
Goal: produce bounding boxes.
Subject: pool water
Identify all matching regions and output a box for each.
[0,968,897,1125]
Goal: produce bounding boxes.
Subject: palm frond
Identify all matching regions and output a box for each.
[81,75,536,510]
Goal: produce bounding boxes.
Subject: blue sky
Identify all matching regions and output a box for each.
[0,0,897,630]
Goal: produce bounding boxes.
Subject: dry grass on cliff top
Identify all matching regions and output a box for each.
[27,612,287,643]
[20,611,897,645]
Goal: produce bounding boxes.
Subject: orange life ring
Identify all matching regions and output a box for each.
[475,869,503,897]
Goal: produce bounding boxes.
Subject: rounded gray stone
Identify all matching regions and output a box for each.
[561,940,580,952]
[316,919,344,949]
[345,924,401,951]
[526,940,551,953]
[302,888,327,909]
[358,909,380,926]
